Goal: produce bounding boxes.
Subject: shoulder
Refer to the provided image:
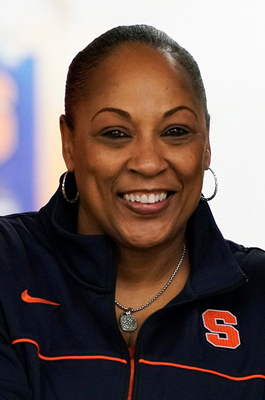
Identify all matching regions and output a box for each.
[227,239,265,280]
[0,211,50,260]
[0,211,39,239]
[0,211,54,299]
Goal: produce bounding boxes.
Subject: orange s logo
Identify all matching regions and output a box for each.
[202,309,240,349]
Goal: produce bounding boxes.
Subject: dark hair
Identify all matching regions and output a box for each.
[64,25,210,129]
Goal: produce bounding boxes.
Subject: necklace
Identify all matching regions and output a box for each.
[115,243,186,332]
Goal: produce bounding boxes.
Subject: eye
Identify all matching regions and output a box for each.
[161,126,189,137]
[101,129,130,139]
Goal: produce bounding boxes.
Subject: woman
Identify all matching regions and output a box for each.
[0,25,265,400]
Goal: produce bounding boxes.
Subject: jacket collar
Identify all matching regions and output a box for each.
[39,178,247,295]
[184,200,247,298]
[39,182,117,291]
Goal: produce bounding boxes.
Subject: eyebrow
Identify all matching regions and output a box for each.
[91,108,130,121]
[163,106,197,119]
[91,105,197,121]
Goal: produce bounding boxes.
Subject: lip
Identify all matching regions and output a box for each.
[119,190,175,215]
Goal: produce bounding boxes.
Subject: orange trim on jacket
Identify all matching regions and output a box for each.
[12,338,127,364]
[139,359,265,381]
[127,348,135,400]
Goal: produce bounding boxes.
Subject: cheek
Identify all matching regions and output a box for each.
[73,144,122,200]
[173,145,206,181]
[171,146,206,205]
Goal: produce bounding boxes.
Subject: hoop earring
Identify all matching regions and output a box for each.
[201,167,218,201]
[62,171,79,203]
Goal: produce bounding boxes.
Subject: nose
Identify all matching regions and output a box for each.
[127,137,168,177]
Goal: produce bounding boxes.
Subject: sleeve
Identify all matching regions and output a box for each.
[0,307,32,399]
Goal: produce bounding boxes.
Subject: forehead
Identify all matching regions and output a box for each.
[90,42,191,89]
[77,42,203,119]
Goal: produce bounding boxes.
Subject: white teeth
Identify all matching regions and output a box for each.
[159,193,164,201]
[141,195,148,203]
[148,194,156,203]
[124,193,167,203]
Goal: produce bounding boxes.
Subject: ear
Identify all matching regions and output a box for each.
[204,130,211,170]
[60,115,75,171]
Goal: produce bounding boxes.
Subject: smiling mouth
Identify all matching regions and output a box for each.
[122,192,174,204]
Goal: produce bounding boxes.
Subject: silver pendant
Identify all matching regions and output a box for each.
[119,308,138,332]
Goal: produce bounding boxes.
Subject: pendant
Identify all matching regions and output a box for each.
[119,308,138,332]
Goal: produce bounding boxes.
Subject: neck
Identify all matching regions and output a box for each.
[115,234,190,345]
[116,234,187,288]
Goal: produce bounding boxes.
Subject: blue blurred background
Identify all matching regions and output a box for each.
[0,58,34,213]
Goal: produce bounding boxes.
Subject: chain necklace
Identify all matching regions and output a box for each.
[115,243,186,332]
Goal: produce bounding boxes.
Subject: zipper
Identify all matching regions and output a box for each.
[126,348,135,400]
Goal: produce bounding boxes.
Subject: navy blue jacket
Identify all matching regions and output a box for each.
[1,184,265,399]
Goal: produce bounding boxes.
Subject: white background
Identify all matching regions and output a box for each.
[0,0,265,248]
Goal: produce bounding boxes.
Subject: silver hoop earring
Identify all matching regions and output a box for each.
[201,167,218,202]
[62,171,79,203]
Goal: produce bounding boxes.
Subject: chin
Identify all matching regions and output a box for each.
[117,229,173,250]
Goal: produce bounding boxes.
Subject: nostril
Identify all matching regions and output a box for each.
[128,156,168,177]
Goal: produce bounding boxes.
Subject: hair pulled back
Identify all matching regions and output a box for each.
[64,25,210,130]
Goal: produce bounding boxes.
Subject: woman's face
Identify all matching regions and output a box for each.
[61,43,210,248]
